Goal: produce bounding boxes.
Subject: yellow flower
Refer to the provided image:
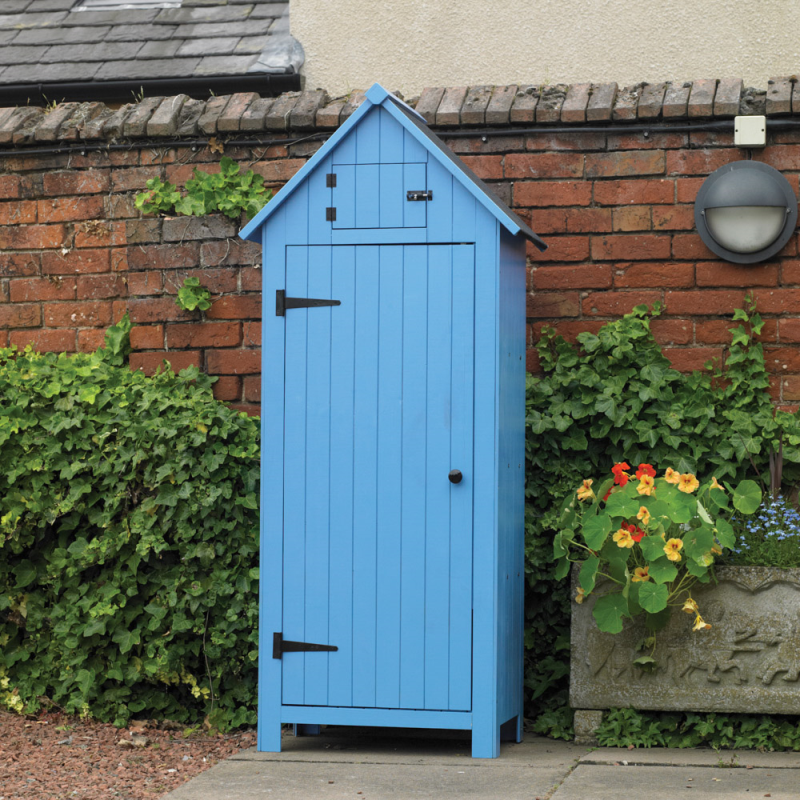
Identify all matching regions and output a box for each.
[632,566,650,583]
[664,538,683,562]
[636,506,651,526]
[575,587,587,604]
[664,467,681,485]
[692,614,712,632]
[711,476,725,492]
[576,479,595,502]
[682,597,699,615]
[612,528,635,549]
[637,475,655,496]
[678,473,699,494]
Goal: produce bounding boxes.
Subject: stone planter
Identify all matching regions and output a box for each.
[570,566,800,742]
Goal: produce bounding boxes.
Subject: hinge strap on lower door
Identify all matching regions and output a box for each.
[273,632,338,659]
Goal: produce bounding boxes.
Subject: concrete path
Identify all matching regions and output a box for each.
[163,727,800,799]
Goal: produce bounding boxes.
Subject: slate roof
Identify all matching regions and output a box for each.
[0,0,301,101]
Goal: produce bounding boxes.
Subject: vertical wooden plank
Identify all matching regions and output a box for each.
[403,127,427,163]
[328,246,356,707]
[303,246,333,706]
[448,244,475,711]
[355,165,380,228]
[351,245,380,708]
[284,179,310,245]
[309,155,333,245]
[332,165,355,229]
[471,212,500,758]
[426,159,454,243]
[281,245,309,706]
[424,244,452,710]
[379,163,403,228]
[399,244,428,710]
[379,107,404,161]
[258,209,287,752]
[332,129,357,163]
[451,181,477,243]
[355,106,381,163]
[403,163,428,228]
[375,245,403,709]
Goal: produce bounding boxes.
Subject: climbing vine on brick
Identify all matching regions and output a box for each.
[135,156,272,220]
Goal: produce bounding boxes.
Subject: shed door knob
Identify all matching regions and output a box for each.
[448,470,463,484]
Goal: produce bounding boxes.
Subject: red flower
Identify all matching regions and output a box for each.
[636,463,657,480]
[611,462,631,487]
[603,488,612,502]
[621,521,645,543]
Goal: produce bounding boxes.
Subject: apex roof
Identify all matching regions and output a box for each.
[240,82,547,250]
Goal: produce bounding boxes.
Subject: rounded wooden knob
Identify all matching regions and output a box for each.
[448,470,463,484]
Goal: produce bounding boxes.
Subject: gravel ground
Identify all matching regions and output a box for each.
[0,709,256,799]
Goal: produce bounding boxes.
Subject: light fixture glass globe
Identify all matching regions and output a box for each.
[705,205,787,254]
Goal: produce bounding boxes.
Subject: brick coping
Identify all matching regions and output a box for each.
[0,78,799,147]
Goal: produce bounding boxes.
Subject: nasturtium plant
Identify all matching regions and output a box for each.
[135,157,272,220]
[555,462,762,643]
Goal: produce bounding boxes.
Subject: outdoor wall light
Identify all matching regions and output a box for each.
[694,161,797,264]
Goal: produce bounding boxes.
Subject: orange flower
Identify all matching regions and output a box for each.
[711,476,725,492]
[611,462,631,487]
[664,538,683,562]
[635,463,656,479]
[575,587,587,604]
[664,467,681,485]
[632,566,651,583]
[612,527,635,549]
[682,597,699,615]
[678,473,699,494]
[636,506,651,526]
[621,521,646,543]
[576,479,595,502]
[637,475,655,496]
[692,615,712,632]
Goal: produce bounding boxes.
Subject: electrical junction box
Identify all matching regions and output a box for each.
[734,115,767,148]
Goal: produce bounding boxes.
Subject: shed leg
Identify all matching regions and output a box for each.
[471,724,500,758]
[258,723,282,753]
[294,724,321,736]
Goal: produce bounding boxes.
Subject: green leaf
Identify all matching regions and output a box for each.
[582,515,612,549]
[733,479,762,515]
[647,557,678,584]
[715,518,735,550]
[14,560,37,589]
[579,557,600,593]
[683,527,715,562]
[638,582,669,613]
[639,535,667,562]
[604,492,640,518]
[592,593,629,634]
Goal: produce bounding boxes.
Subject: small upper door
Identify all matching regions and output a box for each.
[330,164,428,229]
[280,243,475,712]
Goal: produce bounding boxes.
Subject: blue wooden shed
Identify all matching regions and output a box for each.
[240,83,546,759]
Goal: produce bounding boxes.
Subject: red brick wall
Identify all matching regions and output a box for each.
[3,116,800,415]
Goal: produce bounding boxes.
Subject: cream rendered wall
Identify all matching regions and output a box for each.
[292,0,800,97]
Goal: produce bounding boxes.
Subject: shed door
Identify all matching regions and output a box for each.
[281,244,474,712]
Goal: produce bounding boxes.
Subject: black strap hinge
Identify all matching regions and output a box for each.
[276,289,341,316]
[273,632,338,659]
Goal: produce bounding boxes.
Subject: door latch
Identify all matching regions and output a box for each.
[407,190,433,201]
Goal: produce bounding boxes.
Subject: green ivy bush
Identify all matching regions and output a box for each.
[596,707,800,751]
[0,317,260,729]
[524,299,800,732]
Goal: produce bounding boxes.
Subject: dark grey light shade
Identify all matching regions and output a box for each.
[695,160,797,264]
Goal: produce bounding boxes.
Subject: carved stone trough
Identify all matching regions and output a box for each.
[570,566,800,742]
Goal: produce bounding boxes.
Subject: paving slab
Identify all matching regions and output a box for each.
[580,746,800,769]
[552,763,800,800]
[163,729,584,799]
